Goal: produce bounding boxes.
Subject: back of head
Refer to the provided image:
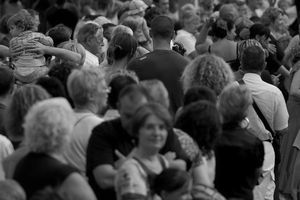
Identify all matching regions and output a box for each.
[211,18,234,39]
[140,79,169,108]
[183,86,217,106]
[47,24,72,47]
[36,77,67,98]
[5,85,50,145]
[107,33,138,62]
[0,67,14,97]
[152,168,190,196]
[241,46,266,73]
[175,100,222,156]
[182,54,234,95]
[219,3,239,22]
[150,15,174,40]
[108,73,138,109]
[118,84,148,106]
[219,84,252,124]
[238,39,264,61]
[112,25,134,38]
[249,23,270,39]
[144,7,162,27]
[0,180,26,200]
[67,68,105,107]
[24,98,75,154]
[7,9,35,32]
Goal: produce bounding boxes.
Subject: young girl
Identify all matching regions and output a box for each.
[122,0,152,51]
[7,9,53,84]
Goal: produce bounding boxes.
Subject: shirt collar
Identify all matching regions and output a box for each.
[243,73,263,81]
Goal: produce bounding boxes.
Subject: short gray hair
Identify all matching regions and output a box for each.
[24,98,75,154]
[182,54,234,95]
[67,68,105,107]
[218,83,252,124]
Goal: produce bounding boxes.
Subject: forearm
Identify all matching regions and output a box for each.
[196,24,210,46]
[93,166,116,189]
[0,45,10,58]
[44,47,82,63]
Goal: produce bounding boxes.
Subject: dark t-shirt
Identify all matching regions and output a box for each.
[86,118,189,200]
[127,49,189,114]
[0,102,7,137]
[214,125,264,200]
[13,152,77,198]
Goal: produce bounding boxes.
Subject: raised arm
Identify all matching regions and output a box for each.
[195,18,214,54]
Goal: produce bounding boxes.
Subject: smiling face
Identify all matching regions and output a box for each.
[137,114,168,151]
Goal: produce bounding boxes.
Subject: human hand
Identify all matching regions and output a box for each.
[114,149,127,169]
[164,151,176,161]
[25,42,49,57]
[267,43,277,55]
[271,74,281,86]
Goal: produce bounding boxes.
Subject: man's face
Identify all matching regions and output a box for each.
[89,28,104,59]
[159,0,169,14]
[118,95,148,134]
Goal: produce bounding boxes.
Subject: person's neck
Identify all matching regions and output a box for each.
[49,152,67,163]
[135,146,159,161]
[74,104,98,114]
[153,39,171,51]
[112,58,128,69]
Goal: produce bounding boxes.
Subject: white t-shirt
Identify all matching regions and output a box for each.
[175,29,196,56]
[63,112,103,175]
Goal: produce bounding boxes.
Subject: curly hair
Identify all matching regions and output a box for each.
[260,7,283,27]
[181,54,234,95]
[24,98,75,154]
[5,85,50,141]
[7,9,36,31]
[175,100,222,157]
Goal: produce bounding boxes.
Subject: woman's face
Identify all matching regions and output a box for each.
[138,115,168,151]
[162,181,192,200]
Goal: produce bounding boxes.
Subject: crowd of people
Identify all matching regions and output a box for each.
[0,0,299,200]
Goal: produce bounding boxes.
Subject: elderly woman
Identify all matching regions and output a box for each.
[63,69,108,175]
[175,101,224,200]
[182,54,234,96]
[115,103,171,200]
[215,84,264,200]
[13,98,96,200]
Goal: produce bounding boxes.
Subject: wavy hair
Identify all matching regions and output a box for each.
[181,54,234,95]
[24,98,75,154]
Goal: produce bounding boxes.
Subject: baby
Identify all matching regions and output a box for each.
[8,9,53,84]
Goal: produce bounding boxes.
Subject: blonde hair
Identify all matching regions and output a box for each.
[24,98,75,154]
[7,9,36,31]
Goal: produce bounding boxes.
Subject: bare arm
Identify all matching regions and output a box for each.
[0,45,9,58]
[27,44,82,63]
[93,164,116,189]
[59,173,97,200]
[195,19,214,54]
